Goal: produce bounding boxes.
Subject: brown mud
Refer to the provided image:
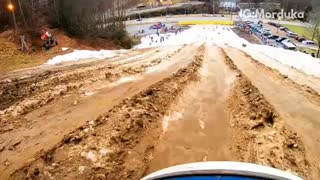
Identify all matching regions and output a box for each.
[10,46,205,180]
[222,49,310,179]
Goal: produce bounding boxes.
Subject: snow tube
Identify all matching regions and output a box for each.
[41,31,52,40]
[142,162,302,180]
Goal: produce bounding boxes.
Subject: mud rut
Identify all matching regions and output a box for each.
[0,44,316,179]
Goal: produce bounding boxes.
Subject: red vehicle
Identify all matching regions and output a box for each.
[149,22,165,30]
[296,37,306,42]
[41,31,58,50]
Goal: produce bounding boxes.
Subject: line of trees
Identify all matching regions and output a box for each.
[0,0,142,48]
[309,0,320,57]
[48,0,140,36]
[239,0,312,11]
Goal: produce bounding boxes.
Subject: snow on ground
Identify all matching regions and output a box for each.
[46,50,126,65]
[136,25,320,77]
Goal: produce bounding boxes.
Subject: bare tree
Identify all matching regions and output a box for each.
[309,10,320,57]
[211,0,219,14]
[309,12,319,40]
[17,0,27,28]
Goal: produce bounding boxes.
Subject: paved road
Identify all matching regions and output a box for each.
[126,23,178,36]
[127,14,311,28]
[126,14,236,26]
[127,1,206,16]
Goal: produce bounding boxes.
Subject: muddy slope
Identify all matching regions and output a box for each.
[222,50,310,179]
[240,50,320,105]
[0,48,181,133]
[146,45,236,174]
[0,47,172,111]
[10,47,204,180]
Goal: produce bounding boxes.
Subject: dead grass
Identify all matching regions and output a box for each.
[0,38,65,73]
[0,29,121,73]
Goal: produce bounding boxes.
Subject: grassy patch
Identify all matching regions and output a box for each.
[172,0,189,3]
[281,24,315,41]
[298,46,318,55]
[0,38,65,73]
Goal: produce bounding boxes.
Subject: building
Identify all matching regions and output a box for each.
[238,0,281,11]
[220,0,237,8]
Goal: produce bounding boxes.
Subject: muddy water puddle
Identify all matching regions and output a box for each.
[147,46,236,174]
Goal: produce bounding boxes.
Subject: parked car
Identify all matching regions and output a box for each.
[246,21,254,25]
[279,27,289,32]
[284,29,291,33]
[281,39,297,50]
[258,28,271,34]
[287,31,298,38]
[276,37,287,42]
[263,31,272,36]
[149,22,165,30]
[268,22,276,26]
[296,37,306,42]
[266,39,277,46]
[302,40,315,45]
[267,22,280,28]
[268,35,279,40]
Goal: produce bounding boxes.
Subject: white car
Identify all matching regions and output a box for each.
[287,31,298,37]
[282,39,297,50]
[302,40,315,45]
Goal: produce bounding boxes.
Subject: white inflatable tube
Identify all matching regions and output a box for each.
[142,161,302,180]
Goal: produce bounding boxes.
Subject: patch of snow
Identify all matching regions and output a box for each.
[84,92,95,96]
[46,50,122,65]
[99,148,111,156]
[89,120,95,126]
[78,166,86,174]
[136,25,320,77]
[86,151,97,162]
[62,47,69,51]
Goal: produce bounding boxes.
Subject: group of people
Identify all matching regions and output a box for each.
[148,34,170,46]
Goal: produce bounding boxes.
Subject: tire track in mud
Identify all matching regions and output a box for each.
[145,45,236,175]
[221,49,310,179]
[234,47,320,106]
[0,47,183,132]
[0,45,196,179]
[0,47,180,112]
[10,46,205,180]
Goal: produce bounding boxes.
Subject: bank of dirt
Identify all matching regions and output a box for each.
[222,49,310,179]
[231,27,263,45]
[240,49,320,106]
[10,46,204,180]
[0,29,121,73]
[0,46,182,133]
[0,59,159,131]
[0,45,196,179]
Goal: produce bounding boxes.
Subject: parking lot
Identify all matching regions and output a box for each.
[265,23,318,50]
[238,20,319,58]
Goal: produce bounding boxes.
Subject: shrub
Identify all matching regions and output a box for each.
[112,30,136,49]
